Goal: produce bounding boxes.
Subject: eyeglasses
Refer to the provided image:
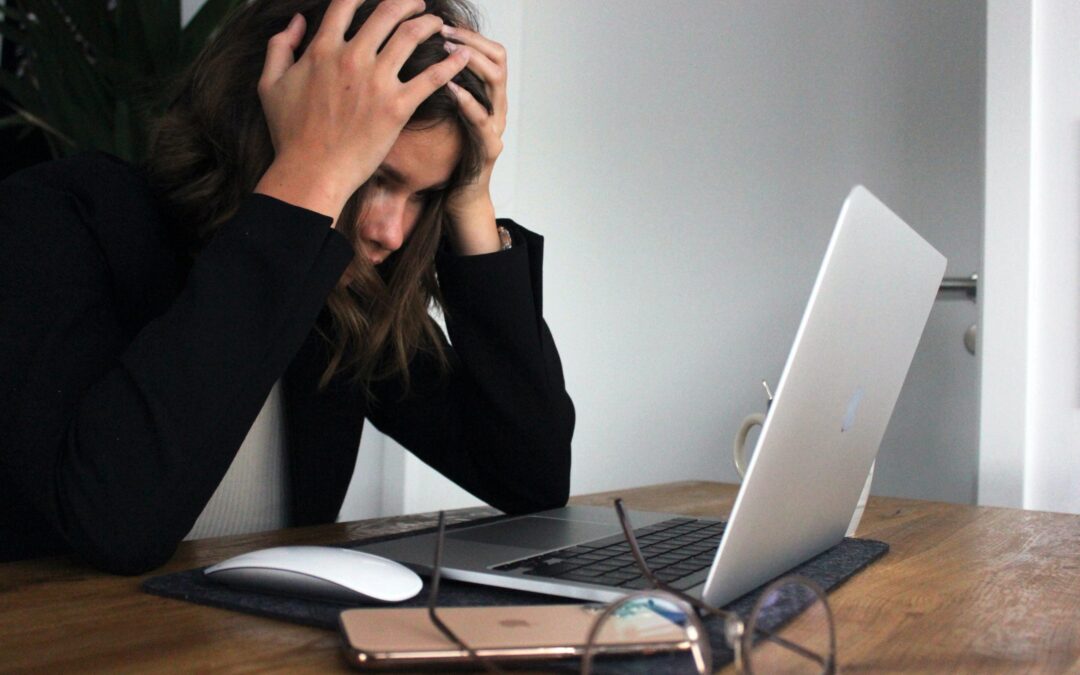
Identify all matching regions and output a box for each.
[582,499,837,674]
[426,501,837,674]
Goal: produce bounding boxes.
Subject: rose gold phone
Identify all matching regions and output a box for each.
[338,603,691,670]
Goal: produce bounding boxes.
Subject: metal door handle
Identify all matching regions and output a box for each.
[939,273,978,300]
[936,273,978,355]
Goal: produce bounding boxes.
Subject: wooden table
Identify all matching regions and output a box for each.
[2,481,1079,672]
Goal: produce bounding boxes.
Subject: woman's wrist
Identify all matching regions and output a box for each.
[447,196,502,255]
[254,159,354,227]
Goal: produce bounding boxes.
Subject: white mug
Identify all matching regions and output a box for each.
[733,413,874,537]
[732,413,766,478]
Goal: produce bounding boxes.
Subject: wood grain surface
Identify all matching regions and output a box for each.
[1,481,1078,673]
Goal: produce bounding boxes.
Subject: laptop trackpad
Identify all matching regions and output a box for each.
[448,516,617,552]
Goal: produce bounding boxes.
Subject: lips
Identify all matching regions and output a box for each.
[359,242,386,265]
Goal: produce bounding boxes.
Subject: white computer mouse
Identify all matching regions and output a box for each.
[203,545,423,604]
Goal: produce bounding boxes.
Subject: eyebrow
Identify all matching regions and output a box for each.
[375,164,452,194]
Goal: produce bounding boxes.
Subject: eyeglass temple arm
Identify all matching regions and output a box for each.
[755,622,832,666]
[425,512,449,622]
[427,511,504,675]
[614,499,720,619]
[613,498,667,590]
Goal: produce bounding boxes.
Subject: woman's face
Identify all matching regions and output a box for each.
[354,122,462,266]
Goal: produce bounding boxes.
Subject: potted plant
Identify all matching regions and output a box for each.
[0,0,245,163]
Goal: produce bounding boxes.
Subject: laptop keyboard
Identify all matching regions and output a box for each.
[492,517,725,591]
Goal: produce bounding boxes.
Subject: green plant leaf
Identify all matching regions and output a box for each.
[54,0,115,62]
[3,0,241,161]
[20,1,114,151]
[4,104,75,150]
[132,0,182,77]
[114,0,154,76]
[0,69,43,111]
[0,113,31,131]
[1,3,81,138]
[105,2,176,159]
[181,0,244,63]
[0,20,27,49]
[0,3,28,23]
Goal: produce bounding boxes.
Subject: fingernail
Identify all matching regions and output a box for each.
[447,80,462,95]
[443,41,458,54]
[441,25,456,36]
[288,13,302,29]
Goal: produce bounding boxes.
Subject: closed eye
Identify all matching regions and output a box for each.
[413,187,445,204]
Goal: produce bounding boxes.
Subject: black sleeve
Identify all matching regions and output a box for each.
[365,221,575,514]
[0,176,353,573]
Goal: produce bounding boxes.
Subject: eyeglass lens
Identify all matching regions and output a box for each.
[744,577,835,674]
[612,499,836,674]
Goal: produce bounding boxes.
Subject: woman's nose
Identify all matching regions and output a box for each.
[366,196,408,252]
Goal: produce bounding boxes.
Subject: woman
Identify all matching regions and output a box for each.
[0,0,574,573]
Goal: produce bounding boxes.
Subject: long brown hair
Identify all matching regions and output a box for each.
[147,0,492,394]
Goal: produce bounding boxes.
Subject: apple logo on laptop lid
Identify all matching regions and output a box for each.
[841,387,864,433]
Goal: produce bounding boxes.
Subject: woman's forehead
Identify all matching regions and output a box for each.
[378,123,463,192]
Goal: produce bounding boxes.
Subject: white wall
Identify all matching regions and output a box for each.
[382,0,987,514]
[981,0,1080,515]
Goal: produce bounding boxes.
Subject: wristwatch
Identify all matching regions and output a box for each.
[497,225,512,251]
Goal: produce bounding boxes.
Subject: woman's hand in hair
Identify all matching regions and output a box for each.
[441,25,508,255]
[254,0,472,226]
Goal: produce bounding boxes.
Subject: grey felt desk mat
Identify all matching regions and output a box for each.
[143,520,888,673]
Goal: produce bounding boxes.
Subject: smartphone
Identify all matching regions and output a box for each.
[339,602,691,670]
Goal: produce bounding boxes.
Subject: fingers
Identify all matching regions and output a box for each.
[447,80,491,128]
[350,0,426,50]
[442,26,507,118]
[259,13,306,93]
[377,13,445,74]
[318,0,368,42]
[444,40,499,86]
[445,43,502,113]
[399,45,472,110]
[441,25,506,66]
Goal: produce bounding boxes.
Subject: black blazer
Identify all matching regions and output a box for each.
[0,154,574,573]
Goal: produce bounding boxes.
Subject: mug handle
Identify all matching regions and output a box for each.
[733,413,766,479]
[733,412,876,536]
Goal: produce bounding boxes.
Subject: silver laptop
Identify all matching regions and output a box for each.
[355,185,946,607]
